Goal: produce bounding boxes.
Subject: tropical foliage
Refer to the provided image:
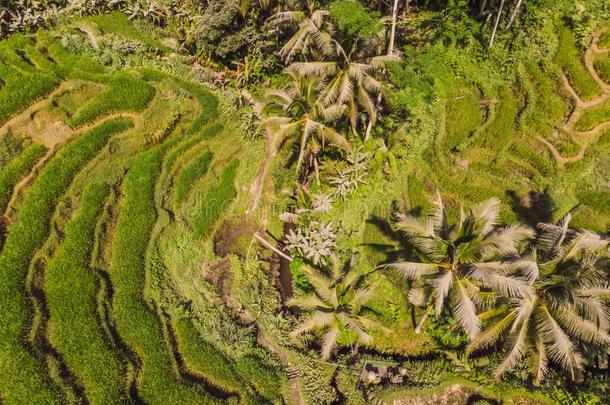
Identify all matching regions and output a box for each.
[387,194,532,338]
[467,214,610,384]
[288,255,381,359]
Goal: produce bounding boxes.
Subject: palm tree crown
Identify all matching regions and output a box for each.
[388,193,533,338]
[268,3,398,137]
[288,255,381,359]
[260,67,350,179]
[467,214,610,384]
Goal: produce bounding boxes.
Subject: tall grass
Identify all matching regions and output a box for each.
[174,151,213,204]
[555,26,601,101]
[164,123,223,172]
[573,101,610,131]
[0,143,47,213]
[108,137,214,404]
[192,159,239,238]
[139,69,218,135]
[476,87,518,149]
[83,12,166,50]
[45,182,126,404]
[0,35,60,125]
[0,119,131,404]
[593,54,610,85]
[68,74,155,128]
[173,317,252,399]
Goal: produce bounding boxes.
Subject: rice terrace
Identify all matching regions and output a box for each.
[0,1,609,404]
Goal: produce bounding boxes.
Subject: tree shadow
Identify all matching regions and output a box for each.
[362,206,425,330]
[506,188,555,226]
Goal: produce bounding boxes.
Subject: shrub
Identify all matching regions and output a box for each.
[0,119,131,403]
[68,73,155,127]
[329,1,381,39]
[108,136,214,403]
[45,182,126,404]
[174,151,213,205]
[0,143,47,213]
[192,159,239,238]
[600,31,610,49]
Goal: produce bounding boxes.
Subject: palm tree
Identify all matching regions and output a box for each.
[260,67,350,181]
[290,27,397,140]
[268,3,398,139]
[288,255,382,359]
[266,1,335,64]
[386,193,533,338]
[467,214,610,384]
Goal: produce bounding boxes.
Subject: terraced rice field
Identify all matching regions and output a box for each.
[418,26,610,231]
[0,15,283,404]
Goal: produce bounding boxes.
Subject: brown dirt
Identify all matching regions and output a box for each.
[20,109,75,148]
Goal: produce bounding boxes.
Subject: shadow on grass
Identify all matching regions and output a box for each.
[506,188,555,226]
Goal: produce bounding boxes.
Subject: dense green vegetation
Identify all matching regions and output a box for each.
[0,143,46,212]
[192,159,239,237]
[0,119,131,403]
[0,1,608,404]
[174,150,213,204]
[45,182,125,404]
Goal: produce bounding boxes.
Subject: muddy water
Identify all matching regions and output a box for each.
[278,221,295,299]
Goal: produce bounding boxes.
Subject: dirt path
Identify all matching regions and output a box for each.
[242,89,278,213]
[0,81,74,135]
[256,328,306,405]
[540,27,610,166]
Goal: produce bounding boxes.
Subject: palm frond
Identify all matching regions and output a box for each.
[494,315,529,380]
[290,312,334,337]
[467,309,517,355]
[320,326,340,360]
[477,225,534,260]
[555,304,610,345]
[385,261,438,280]
[469,263,530,298]
[433,271,453,316]
[537,305,583,381]
[470,198,501,236]
[451,279,480,339]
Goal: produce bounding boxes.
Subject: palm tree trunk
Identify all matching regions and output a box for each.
[488,0,506,48]
[364,117,373,142]
[479,0,488,16]
[388,0,399,56]
[415,305,433,334]
[507,0,523,29]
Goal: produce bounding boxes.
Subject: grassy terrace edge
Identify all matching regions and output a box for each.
[0,119,132,404]
[107,135,215,404]
[45,182,126,404]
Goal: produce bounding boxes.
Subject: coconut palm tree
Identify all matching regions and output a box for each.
[386,193,533,338]
[288,255,382,359]
[290,29,397,140]
[467,214,610,384]
[260,67,350,181]
[269,3,398,139]
[266,1,335,64]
